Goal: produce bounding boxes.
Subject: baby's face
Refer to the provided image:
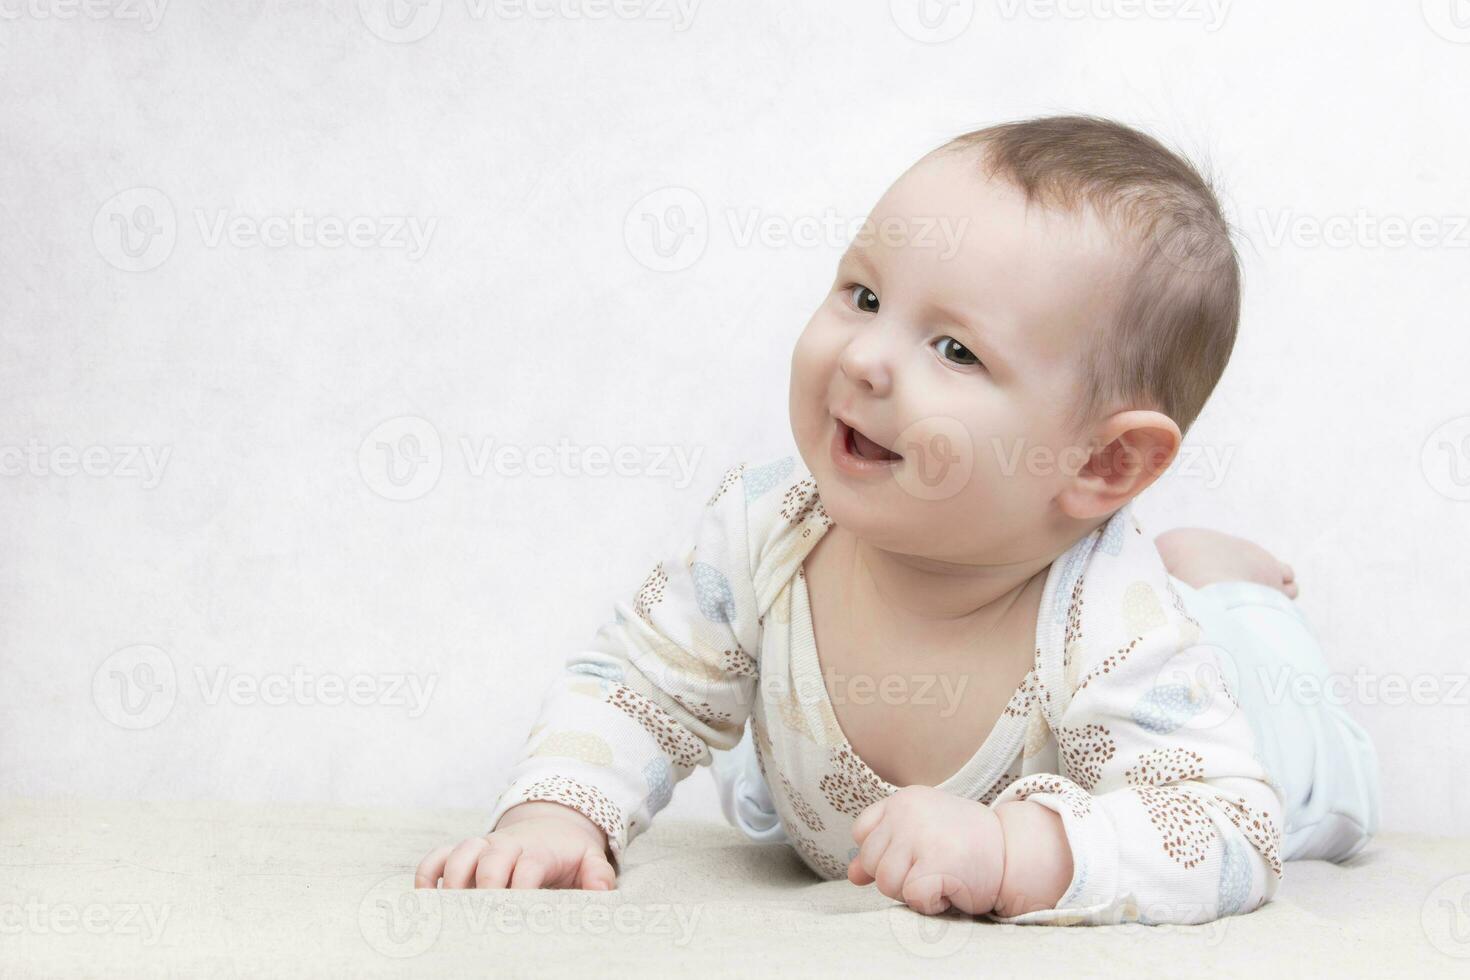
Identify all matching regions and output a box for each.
[789,149,1127,564]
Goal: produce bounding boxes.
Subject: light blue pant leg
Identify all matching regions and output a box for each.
[1176,577,1382,863]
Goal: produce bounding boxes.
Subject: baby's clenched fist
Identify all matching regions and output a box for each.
[847,785,1007,916]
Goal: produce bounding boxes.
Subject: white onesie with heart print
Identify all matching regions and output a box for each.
[484,453,1288,926]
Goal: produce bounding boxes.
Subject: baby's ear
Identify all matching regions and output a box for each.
[1056,410,1181,520]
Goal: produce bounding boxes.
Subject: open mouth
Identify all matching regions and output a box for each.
[837,419,903,463]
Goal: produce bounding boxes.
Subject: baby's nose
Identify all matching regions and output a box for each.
[838,339,893,396]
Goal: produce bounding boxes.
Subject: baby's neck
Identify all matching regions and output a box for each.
[846,532,1056,633]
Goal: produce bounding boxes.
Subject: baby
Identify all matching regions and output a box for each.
[416,115,1381,925]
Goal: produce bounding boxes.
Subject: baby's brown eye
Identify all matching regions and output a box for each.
[935,336,980,367]
[848,284,879,313]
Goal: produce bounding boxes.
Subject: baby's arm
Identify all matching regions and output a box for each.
[847,617,1282,922]
[992,799,1074,915]
[418,461,766,889]
[985,616,1286,926]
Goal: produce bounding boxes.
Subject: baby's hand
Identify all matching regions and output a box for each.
[415,801,617,891]
[847,785,1006,916]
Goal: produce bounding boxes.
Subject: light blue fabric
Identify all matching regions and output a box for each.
[1181,577,1381,863]
[712,577,1381,865]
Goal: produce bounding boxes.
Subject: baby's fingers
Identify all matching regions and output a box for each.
[900,869,951,916]
[475,838,523,889]
[851,799,888,845]
[443,838,490,889]
[849,822,892,886]
[874,845,917,902]
[508,847,553,889]
[414,844,455,889]
[576,845,617,891]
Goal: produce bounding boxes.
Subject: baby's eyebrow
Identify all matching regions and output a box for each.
[839,245,880,279]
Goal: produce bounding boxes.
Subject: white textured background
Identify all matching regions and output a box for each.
[2,0,1467,836]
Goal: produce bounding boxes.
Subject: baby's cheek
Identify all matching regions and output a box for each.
[890,415,977,503]
[800,325,845,374]
[788,334,830,402]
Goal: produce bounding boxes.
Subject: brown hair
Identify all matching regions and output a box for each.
[939,115,1240,438]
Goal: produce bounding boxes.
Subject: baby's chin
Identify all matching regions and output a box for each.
[808,460,939,531]
[800,452,1015,552]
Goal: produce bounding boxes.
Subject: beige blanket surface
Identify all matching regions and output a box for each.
[2,798,1465,977]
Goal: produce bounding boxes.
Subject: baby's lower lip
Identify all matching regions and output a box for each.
[831,419,903,474]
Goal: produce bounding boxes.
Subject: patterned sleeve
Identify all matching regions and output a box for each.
[483,462,763,871]
[985,625,1287,926]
